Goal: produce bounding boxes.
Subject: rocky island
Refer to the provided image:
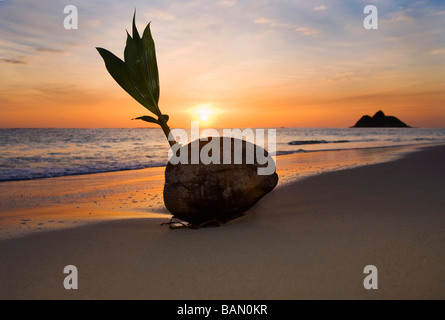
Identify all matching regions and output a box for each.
[352,110,411,128]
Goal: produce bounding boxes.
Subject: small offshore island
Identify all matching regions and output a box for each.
[352,110,411,128]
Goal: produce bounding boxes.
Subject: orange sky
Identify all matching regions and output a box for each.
[1,0,444,128]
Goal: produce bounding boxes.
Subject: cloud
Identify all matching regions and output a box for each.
[35,47,65,54]
[254,17,273,25]
[86,19,101,28]
[295,27,321,36]
[386,9,414,24]
[433,10,445,16]
[429,49,445,55]
[145,9,175,21]
[328,72,355,82]
[218,0,236,7]
[313,5,327,11]
[255,17,321,37]
[0,58,26,65]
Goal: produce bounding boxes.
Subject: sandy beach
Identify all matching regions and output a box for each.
[1,144,445,299]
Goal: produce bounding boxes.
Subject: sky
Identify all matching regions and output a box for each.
[0,0,444,128]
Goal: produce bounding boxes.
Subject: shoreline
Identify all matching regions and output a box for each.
[0,143,444,299]
[0,143,441,240]
[0,141,439,184]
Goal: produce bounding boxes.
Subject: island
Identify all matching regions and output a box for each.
[352,110,411,128]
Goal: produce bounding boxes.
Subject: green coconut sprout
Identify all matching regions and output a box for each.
[96,11,174,147]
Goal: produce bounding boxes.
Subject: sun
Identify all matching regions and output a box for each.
[199,110,210,122]
[189,104,221,125]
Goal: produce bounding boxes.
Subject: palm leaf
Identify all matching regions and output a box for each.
[132,10,141,44]
[134,114,169,124]
[96,10,175,146]
[134,115,159,124]
[124,32,158,113]
[96,47,155,113]
[141,22,160,105]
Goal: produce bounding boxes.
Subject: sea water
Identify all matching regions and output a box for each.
[1,127,444,181]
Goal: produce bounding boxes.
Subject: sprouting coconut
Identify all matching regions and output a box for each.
[96,11,278,228]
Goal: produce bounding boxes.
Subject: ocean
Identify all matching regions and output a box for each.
[1,127,445,182]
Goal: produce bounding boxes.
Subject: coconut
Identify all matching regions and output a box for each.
[163,136,278,227]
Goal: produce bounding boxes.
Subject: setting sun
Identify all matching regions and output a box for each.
[188,104,221,125]
[199,110,210,122]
